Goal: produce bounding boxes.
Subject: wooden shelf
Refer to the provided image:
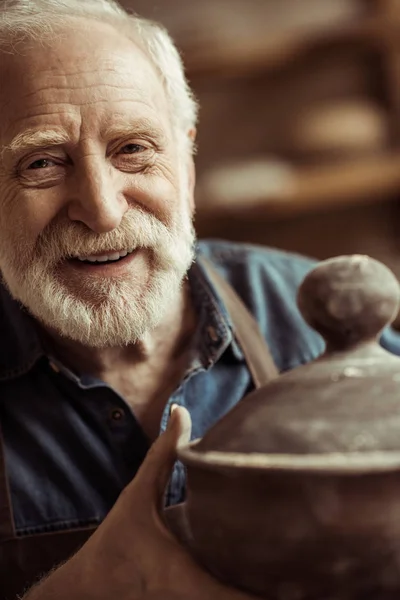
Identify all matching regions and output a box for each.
[195,152,400,226]
[184,15,395,79]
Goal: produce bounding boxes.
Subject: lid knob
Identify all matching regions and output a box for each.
[297,255,400,351]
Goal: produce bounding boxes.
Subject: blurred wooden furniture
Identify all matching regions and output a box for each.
[124,0,400,283]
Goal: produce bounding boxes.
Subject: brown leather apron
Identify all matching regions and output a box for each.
[0,259,278,599]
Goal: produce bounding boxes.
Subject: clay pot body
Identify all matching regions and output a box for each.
[178,255,400,599]
[181,456,400,599]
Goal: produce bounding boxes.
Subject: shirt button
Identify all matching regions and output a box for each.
[207,326,219,343]
[110,408,125,421]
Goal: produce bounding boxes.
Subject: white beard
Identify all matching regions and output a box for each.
[0,207,195,348]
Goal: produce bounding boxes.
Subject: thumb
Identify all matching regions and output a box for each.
[134,405,192,511]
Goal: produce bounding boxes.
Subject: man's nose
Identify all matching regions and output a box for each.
[67,160,129,233]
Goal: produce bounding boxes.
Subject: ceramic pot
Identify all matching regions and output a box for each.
[179,255,400,599]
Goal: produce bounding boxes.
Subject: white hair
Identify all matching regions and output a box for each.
[0,0,198,153]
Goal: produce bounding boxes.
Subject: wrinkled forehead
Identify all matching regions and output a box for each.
[0,19,170,139]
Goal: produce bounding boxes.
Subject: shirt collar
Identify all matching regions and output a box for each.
[0,247,243,381]
[189,252,244,366]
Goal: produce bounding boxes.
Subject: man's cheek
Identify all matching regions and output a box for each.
[129,171,181,226]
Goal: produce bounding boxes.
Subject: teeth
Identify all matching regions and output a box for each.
[91,255,108,263]
[105,252,121,261]
[77,250,132,263]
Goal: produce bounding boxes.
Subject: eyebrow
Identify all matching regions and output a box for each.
[4,129,70,157]
[102,118,167,145]
[3,118,167,159]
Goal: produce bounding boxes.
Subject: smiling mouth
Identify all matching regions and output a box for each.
[70,249,135,266]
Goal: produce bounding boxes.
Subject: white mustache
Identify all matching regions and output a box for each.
[34,209,175,265]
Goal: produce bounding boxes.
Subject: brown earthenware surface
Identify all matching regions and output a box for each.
[184,467,400,599]
[178,255,400,599]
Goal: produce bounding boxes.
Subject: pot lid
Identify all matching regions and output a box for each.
[193,255,400,457]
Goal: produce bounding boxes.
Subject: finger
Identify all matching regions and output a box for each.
[172,404,192,449]
[134,405,192,510]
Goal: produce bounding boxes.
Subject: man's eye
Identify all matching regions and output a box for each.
[119,144,144,155]
[27,158,55,170]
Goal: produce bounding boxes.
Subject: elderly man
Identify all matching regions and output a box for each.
[0,0,399,598]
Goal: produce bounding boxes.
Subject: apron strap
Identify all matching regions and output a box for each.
[200,257,279,387]
[0,421,16,541]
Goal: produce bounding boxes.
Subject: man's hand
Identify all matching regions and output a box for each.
[25,406,259,600]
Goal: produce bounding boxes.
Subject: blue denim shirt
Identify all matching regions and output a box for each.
[1,240,400,537]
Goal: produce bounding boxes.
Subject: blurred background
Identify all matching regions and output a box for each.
[121,0,400,320]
